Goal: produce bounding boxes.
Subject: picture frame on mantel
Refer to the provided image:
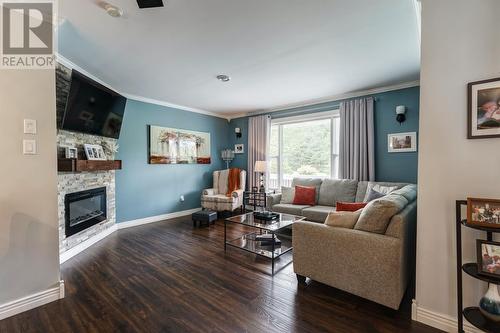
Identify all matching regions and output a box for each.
[468,77,500,139]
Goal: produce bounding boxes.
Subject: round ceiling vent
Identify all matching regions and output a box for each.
[216,74,230,82]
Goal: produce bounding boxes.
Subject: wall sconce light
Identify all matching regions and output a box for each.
[396,105,406,124]
[235,127,242,138]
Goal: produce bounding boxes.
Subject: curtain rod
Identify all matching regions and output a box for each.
[267,97,378,119]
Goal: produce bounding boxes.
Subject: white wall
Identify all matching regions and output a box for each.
[0,69,61,308]
[416,0,500,329]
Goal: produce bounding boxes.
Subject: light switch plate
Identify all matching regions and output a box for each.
[23,139,37,155]
[24,119,37,134]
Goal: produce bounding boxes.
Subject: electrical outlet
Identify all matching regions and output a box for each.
[180,195,185,202]
[23,139,37,155]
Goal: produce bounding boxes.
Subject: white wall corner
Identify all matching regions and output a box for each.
[116,207,201,230]
[0,280,65,321]
[412,301,483,333]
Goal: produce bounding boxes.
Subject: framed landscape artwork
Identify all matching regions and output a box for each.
[387,132,417,153]
[148,125,211,164]
[467,197,500,229]
[468,77,500,139]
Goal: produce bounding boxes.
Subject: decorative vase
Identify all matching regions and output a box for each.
[479,283,500,322]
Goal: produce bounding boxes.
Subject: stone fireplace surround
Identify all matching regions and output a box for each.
[56,63,117,262]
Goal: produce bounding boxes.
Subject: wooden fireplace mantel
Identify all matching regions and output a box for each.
[58,159,122,172]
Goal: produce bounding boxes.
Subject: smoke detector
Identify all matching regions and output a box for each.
[99,1,123,17]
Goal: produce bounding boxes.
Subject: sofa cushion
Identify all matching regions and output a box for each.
[272,203,310,216]
[354,194,408,234]
[217,169,229,195]
[391,184,417,202]
[302,205,336,222]
[280,186,295,204]
[293,186,316,205]
[336,201,368,212]
[292,178,323,204]
[318,179,358,206]
[355,181,409,202]
[324,209,362,229]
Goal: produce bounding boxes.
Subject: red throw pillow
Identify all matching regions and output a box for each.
[336,201,368,212]
[293,186,316,205]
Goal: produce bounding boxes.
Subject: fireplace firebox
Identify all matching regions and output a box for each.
[65,187,107,237]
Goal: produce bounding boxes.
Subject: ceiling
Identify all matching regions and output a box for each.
[58,0,420,118]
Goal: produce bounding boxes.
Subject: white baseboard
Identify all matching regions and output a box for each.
[0,280,65,321]
[59,208,201,264]
[116,207,201,230]
[412,300,482,333]
[60,224,118,264]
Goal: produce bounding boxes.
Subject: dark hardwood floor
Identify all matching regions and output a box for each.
[0,217,441,333]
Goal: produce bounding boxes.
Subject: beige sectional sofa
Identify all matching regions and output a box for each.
[267,178,417,310]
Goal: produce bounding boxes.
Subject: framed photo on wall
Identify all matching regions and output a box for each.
[467,197,500,229]
[468,77,500,139]
[387,132,417,153]
[234,144,244,154]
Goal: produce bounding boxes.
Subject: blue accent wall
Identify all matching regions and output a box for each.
[116,100,229,223]
[228,86,419,184]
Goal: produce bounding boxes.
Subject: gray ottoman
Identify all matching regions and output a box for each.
[192,210,217,227]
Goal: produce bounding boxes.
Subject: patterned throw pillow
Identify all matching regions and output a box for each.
[336,201,368,212]
[363,183,398,202]
[292,185,316,205]
[280,186,295,204]
[365,188,386,202]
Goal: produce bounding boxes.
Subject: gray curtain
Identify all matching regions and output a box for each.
[248,115,271,189]
[339,97,375,181]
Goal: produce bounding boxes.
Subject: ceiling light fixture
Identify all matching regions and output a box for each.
[216,74,230,82]
[99,1,123,17]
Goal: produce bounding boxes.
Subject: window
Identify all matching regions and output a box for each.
[268,111,340,190]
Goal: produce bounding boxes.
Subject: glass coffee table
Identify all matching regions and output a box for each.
[224,212,305,275]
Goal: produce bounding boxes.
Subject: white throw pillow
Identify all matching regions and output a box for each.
[280,186,295,204]
[363,183,398,202]
[324,209,362,229]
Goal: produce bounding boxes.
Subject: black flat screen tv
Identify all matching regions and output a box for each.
[61,70,126,139]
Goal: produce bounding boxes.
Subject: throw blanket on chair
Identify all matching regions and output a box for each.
[226,168,241,197]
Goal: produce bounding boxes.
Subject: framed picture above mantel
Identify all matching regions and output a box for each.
[148,125,211,164]
[468,77,500,139]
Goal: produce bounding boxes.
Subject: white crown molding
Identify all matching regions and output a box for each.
[117,207,201,230]
[0,280,65,321]
[57,53,418,121]
[412,300,482,333]
[60,224,118,264]
[242,80,420,119]
[55,54,230,120]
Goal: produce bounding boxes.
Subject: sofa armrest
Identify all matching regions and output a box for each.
[203,188,217,196]
[231,189,244,198]
[293,221,405,309]
[267,193,282,210]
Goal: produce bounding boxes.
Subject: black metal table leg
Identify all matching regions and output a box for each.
[224,219,227,252]
[456,201,464,333]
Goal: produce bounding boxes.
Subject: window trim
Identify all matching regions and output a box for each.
[269,110,340,190]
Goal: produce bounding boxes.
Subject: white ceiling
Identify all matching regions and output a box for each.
[58,0,420,117]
